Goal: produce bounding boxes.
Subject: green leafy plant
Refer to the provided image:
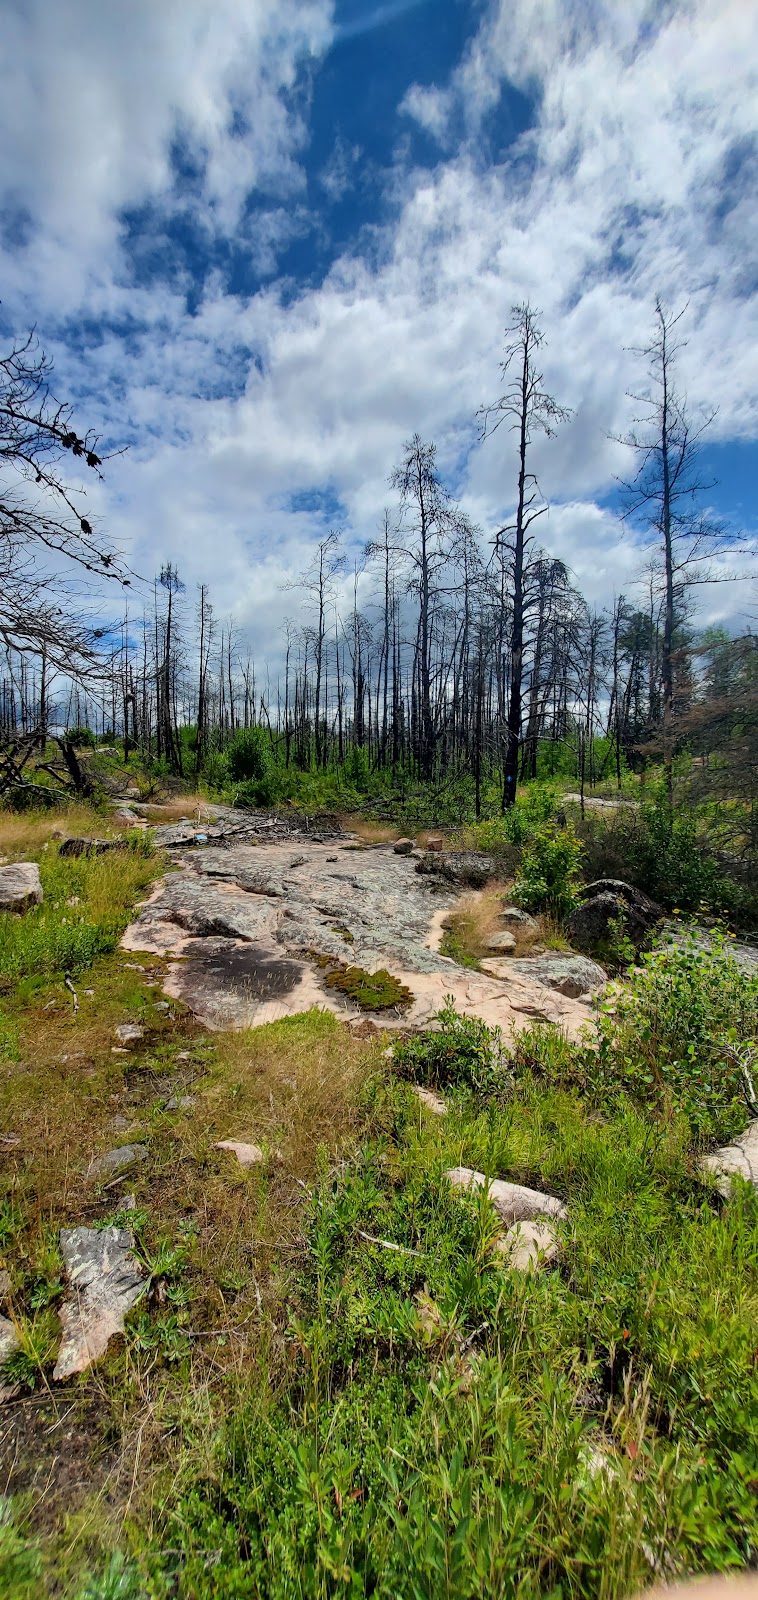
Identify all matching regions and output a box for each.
[513,824,583,917]
[393,999,504,1092]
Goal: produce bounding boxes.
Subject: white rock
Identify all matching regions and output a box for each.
[702,1119,758,1194]
[0,1313,20,1364]
[215,1139,264,1169]
[486,930,517,953]
[0,862,43,913]
[53,1226,146,1380]
[496,1219,560,1271]
[412,1085,447,1116]
[445,1166,567,1224]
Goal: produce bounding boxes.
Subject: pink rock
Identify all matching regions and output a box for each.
[215,1139,264,1169]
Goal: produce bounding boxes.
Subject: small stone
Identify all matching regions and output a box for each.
[0,862,43,913]
[53,1226,146,1380]
[425,835,444,851]
[164,1095,195,1112]
[0,1314,20,1364]
[87,1144,149,1180]
[114,1023,144,1045]
[496,1219,560,1271]
[153,1001,170,1012]
[111,1047,129,1055]
[445,1167,567,1224]
[412,1085,447,1116]
[215,1139,264,1169]
[175,1051,191,1061]
[486,930,517,953]
[393,839,415,855]
[109,1114,137,1133]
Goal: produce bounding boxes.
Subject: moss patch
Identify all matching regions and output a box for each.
[309,952,413,1011]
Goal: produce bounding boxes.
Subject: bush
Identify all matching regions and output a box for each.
[392,999,506,1092]
[513,825,583,917]
[66,725,97,749]
[580,781,733,914]
[226,726,272,784]
[595,931,758,1143]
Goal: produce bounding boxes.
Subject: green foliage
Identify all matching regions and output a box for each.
[0,835,159,990]
[512,931,758,1144]
[596,931,758,1143]
[393,999,504,1091]
[227,726,272,785]
[473,783,560,851]
[581,777,734,915]
[0,1499,42,1598]
[513,824,583,917]
[74,1552,146,1600]
[66,725,97,749]
[150,1076,758,1598]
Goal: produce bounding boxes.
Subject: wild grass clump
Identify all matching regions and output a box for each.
[0,832,160,989]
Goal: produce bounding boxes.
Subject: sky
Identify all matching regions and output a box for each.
[1,0,757,658]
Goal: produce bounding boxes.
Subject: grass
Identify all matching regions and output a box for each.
[2,798,758,1598]
[439,886,544,970]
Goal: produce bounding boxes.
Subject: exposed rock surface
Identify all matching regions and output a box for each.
[503,952,607,999]
[215,1139,264,1168]
[566,879,663,953]
[0,862,43,912]
[87,1143,149,1181]
[53,1226,146,1380]
[702,1120,758,1195]
[416,851,496,888]
[123,834,596,1037]
[445,1167,567,1223]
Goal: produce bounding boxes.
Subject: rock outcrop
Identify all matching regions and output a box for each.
[53,1226,146,1380]
[565,879,663,953]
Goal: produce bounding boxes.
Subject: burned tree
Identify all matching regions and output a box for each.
[479,305,570,807]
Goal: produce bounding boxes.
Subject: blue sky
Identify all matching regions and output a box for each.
[0,0,756,657]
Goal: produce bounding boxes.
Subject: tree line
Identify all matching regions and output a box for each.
[0,301,752,813]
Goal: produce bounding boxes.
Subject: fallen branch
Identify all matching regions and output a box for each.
[64,976,78,1014]
[356,1228,425,1258]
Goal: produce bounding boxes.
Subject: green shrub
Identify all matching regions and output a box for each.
[513,825,583,917]
[392,999,505,1092]
[595,931,758,1143]
[226,726,272,784]
[66,725,97,749]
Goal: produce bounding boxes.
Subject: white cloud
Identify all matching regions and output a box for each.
[1,0,756,657]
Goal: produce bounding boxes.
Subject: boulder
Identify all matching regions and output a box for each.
[509,953,607,999]
[565,879,662,953]
[53,1226,145,1380]
[445,1167,567,1224]
[87,1143,149,1181]
[702,1119,758,1195]
[393,838,415,855]
[425,835,444,851]
[486,930,517,953]
[0,862,43,913]
[499,907,539,931]
[416,851,495,888]
[59,837,128,858]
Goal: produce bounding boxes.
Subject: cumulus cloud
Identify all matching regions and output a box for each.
[0,0,756,652]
